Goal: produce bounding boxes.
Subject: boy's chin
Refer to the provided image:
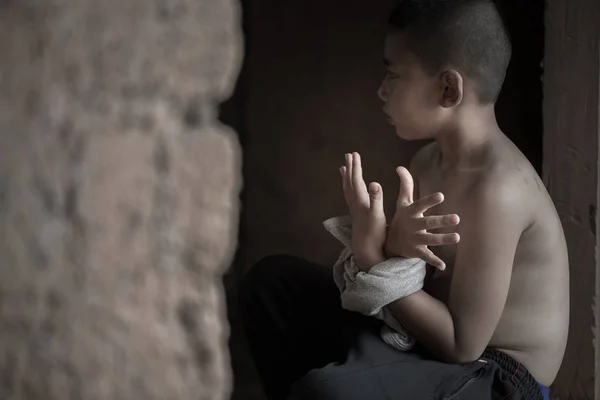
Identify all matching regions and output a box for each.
[394,127,420,141]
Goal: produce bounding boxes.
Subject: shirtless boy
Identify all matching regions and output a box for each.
[240,1,569,399]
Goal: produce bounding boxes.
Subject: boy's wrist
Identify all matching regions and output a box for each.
[354,249,386,272]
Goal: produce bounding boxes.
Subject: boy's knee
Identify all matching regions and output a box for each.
[253,254,297,272]
[239,254,297,294]
[238,254,300,320]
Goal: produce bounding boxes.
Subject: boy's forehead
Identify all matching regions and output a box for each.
[383,31,413,67]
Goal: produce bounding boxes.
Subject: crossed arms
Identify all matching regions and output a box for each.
[340,152,527,363]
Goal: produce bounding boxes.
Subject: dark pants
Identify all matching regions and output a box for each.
[239,255,544,400]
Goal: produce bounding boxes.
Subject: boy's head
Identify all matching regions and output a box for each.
[378,0,511,140]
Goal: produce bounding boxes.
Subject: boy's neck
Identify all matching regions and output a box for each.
[434,106,502,171]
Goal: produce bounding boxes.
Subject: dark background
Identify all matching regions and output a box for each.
[221,1,544,398]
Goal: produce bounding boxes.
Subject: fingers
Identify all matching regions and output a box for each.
[346,153,353,189]
[417,248,446,271]
[352,153,370,205]
[396,166,414,208]
[368,182,384,216]
[340,166,350,202]
[414,214,460,231]
[415,232,460,246]
[412,192,445,215]
[352,152,363,186]
[342,153,369,207]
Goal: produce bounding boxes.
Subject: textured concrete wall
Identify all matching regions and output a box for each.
[0,1,242,399]
[544,0,600,398]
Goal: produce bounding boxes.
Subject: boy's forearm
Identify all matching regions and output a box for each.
[353,250,386,272]
[387,291,479,364]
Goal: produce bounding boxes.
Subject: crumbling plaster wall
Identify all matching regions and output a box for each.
[0,0,243,399]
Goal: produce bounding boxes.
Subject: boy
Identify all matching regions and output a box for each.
[239,1,569,399]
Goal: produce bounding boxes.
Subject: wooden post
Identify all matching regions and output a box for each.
[543,0,600,398]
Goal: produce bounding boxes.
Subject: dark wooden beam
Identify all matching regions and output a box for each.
[543,0,600,398]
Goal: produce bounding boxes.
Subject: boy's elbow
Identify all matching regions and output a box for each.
[433,343,483,364]
[447,338,486,364]
[440,323,489,364]
[448,350,482,365]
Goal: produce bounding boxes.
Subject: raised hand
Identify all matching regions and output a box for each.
[385,166,460,270]
[341,152,387,271]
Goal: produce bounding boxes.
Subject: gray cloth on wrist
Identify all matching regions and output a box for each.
[323,216,427,351]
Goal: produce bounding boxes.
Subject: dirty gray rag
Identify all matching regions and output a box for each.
[323,216,426,351]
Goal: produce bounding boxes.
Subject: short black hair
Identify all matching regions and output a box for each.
[389,0,511,104]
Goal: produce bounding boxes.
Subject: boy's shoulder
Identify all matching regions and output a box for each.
[413,137,539,228]
[460,140,540,232]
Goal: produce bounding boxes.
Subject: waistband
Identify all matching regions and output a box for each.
[481,348,544,400]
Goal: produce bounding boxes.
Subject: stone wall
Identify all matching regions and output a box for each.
[0,0,242,399]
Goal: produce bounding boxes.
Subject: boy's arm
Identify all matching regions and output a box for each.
[387,180,527,363]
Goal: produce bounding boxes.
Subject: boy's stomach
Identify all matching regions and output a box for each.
[425,266,568,387]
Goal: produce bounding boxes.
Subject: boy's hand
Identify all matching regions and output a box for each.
[341,153,386,271]
[385,167,460,271]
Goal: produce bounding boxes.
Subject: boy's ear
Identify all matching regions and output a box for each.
[439,69,463,108]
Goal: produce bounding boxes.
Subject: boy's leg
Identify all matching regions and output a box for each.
[288,339,545,400]
[239,255,375,400]
[239,255,545,400]
[239,255,481,400]
[287,328,484,400]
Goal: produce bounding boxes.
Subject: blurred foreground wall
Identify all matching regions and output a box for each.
[0,0,242,399]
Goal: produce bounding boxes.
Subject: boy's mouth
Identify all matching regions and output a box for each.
[382,108,394,125]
